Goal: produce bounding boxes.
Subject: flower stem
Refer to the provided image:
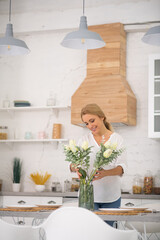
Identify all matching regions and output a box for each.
[88,168,97,184]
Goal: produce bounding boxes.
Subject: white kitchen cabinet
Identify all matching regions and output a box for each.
[1,195,63,225]
[121,198,142,208]
[148,54,160,138]
[141,198,160,206]
[2,196,62,206]
[121,197,160,208]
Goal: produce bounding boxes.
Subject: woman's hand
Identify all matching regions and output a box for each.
[93,166,123,181]
[75,169,82,179]
[70,164,82,179]
[70,163,76,172]
[93,169,106,181]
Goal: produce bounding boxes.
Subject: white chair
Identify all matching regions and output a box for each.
[0,218,39,240]
[34,206,138,240]
[124,203,160,240]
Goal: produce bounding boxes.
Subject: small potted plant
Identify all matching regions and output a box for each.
[30,171,51,192]
[12,158,22,192]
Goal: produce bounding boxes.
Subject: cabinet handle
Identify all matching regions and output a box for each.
[18,200,26,204]
[17,220,25,225]
[48,200,56,204]
[125,202,134,207]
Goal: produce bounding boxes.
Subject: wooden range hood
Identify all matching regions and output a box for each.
[71,23,136,126]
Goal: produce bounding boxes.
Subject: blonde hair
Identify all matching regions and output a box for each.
[81,103,113,132]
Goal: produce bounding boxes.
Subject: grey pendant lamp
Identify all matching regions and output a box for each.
[61,0,105,50]
[142,25,160,46]
[0,0,30,55]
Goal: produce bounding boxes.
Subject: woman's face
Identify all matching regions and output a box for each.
[82,114,104,135]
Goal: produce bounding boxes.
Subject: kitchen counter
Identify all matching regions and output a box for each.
[0,191,160,199]
[0,191,78,198]
[121,193,160,200]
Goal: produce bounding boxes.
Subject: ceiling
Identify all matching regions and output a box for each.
[0,0,150,14]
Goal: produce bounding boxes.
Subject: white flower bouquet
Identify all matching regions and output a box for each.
[64,140,124,184]
[64,140,92,177]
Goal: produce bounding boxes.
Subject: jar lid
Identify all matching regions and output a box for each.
[56,182,60,184]
[65,179,70,183]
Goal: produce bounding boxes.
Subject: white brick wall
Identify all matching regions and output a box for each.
[0,1,160,193]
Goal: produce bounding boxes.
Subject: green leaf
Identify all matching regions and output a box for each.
[13,158,22,183]
[79,168,87,179]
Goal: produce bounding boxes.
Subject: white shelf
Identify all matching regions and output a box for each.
[0,106,70,112]
[0,106,70,146]
[0,139,68,143]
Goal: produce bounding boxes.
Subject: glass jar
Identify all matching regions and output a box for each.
[0,126,8,139]
[51,182,56,192]
[64,179,71,192]
[154,170,160,194]
[143,170,153,194]
[132,174,142,194]
[71,178,80,192]
[55,182,62,192]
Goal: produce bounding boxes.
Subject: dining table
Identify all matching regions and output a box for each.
[0,206,160,240]
[0,206,160,222]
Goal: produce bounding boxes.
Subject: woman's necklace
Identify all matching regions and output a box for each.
[101,134,106,144]
[93,132,108,145]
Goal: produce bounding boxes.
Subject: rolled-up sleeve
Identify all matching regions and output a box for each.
[115,150,127,174]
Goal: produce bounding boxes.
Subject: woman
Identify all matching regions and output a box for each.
[70,103,127,226]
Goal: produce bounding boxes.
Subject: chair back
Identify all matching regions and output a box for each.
[0,218,39,240]
[36,207,137,240]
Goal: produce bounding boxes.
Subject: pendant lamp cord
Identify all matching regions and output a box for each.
[9,0,11,22]
[83,0,85,16]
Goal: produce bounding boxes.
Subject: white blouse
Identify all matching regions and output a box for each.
[78,132,127,203]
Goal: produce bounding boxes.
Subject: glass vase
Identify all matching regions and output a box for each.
[78,180,94,210]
